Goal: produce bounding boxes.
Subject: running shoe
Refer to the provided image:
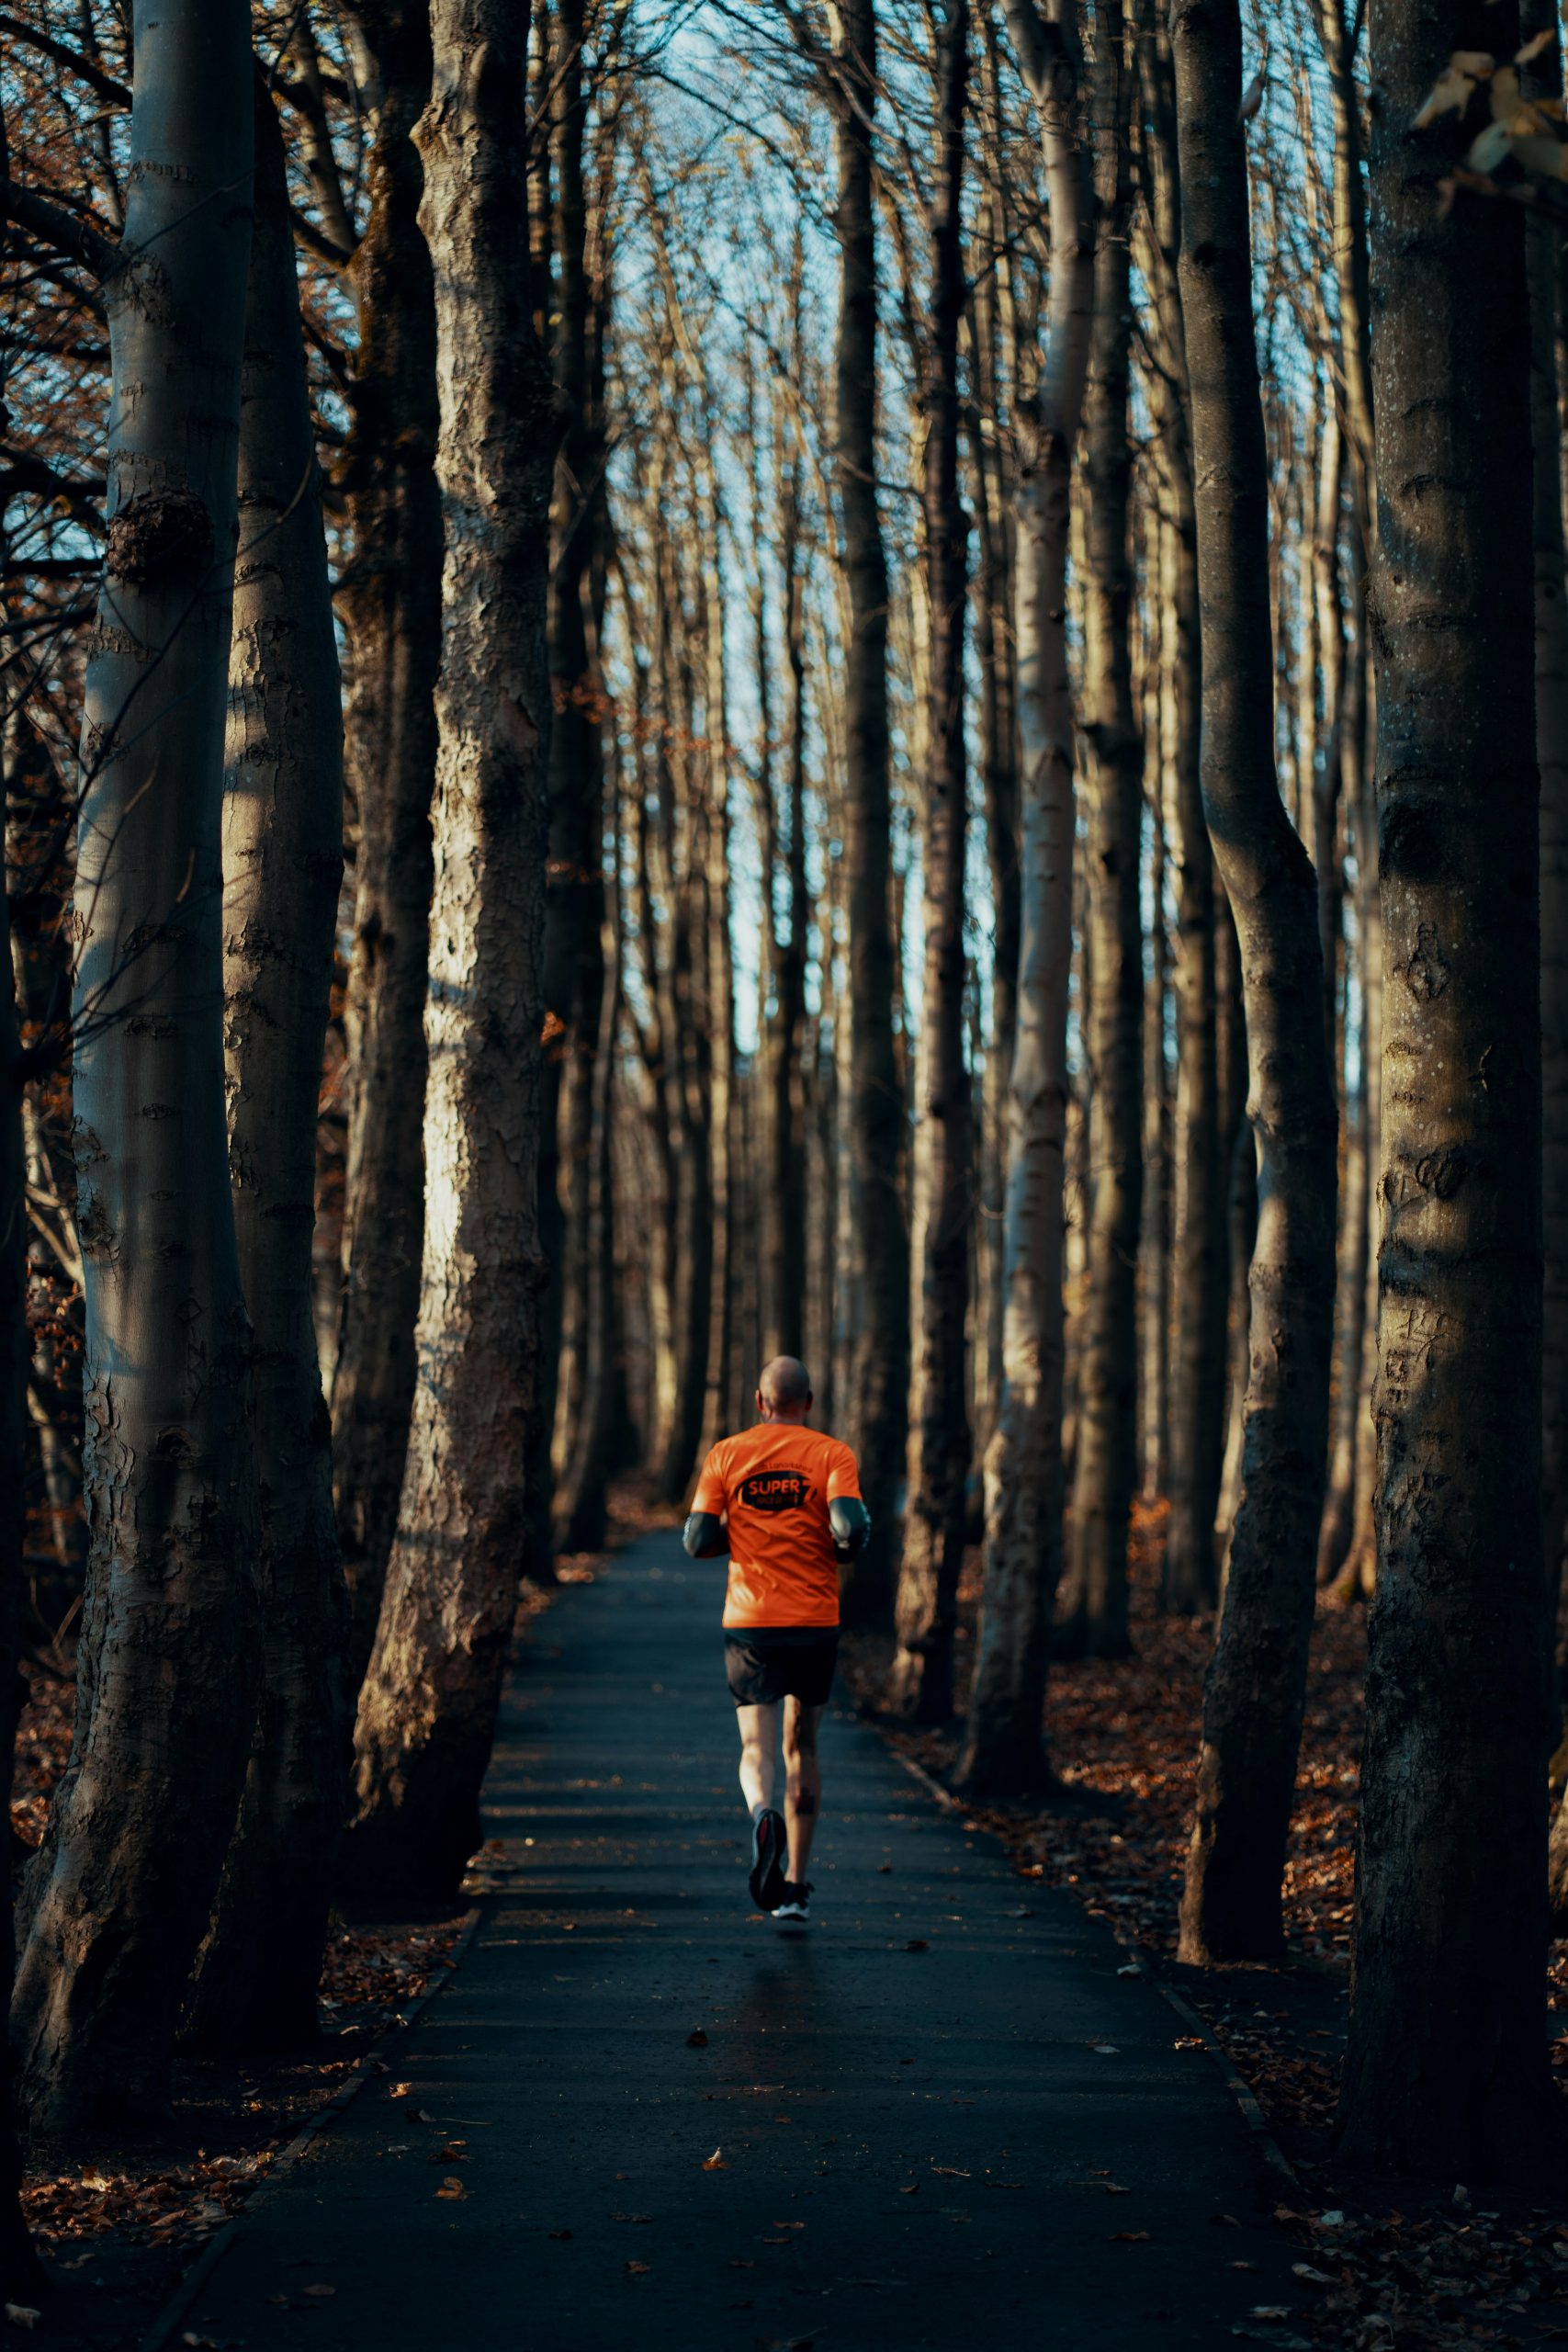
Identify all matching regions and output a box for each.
[749,1808,787,1911]
[774,1881,813,1930]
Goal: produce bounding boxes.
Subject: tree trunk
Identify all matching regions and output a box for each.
[331,0,442,1690]
[1058,0,1141,1660]
[12,0,261,2129]
[1337,0,1564,2177]
[892,0,972,1725]
[186,74,348,2055]
[536,0,607,1571]
[956,0,1094,1798]
[831,0,908,1624]
[346,0,554,1898]
[1136,4,1227,1616]
[1171,0,1337,1965]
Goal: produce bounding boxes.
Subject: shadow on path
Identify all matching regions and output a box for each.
[170,1533,1302,2350]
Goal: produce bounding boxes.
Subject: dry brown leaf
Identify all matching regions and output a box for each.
[1413,51,1494,129]
[434,2177,467,2201]
[702,2148,728,2171]
[302,2285,335,2299]
[1109,2230,1151,2244]
[686,2029,708,2047]
[625,2259,651,2277]
[388,2082,413,2098]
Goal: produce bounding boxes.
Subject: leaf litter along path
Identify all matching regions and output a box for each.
[176,1530,1302,2352]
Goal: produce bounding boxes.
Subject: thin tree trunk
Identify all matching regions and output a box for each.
[957,0,1094,1798]
[1172,0,1337,1964]
[1058,0,1140,1659]
[186,74,347,2054]
[1137,5,1226,1615]
[346,0,554,1897]
[13,0,260,2128]
[536,0,606,1574]
[1337,0,1564,2178]
[892,0,972,1725]
[831,0,908,1624]
[332,0,442,1690]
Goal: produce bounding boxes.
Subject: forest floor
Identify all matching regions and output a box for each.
[841,1497,1568,2352]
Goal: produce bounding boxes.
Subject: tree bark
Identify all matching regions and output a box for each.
[891,0,972,1725]
[331,0,443,1690]
[1135,2,1226,1616]
[831,0,908,1624]
[1171,0,1337,1964]
[346,0,554,1898]
[13,0,261,2128]
[1058,0,1140,1660]
[186,73,347,2055]
[536,0,608,1568]
[956,0,1094,1798]
[1337,0,1564,2177]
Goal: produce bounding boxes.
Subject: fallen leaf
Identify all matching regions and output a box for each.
[728,2258,755,2267]
[1105,2183,1132,2195]
[898,2184,919,2196]
[931,2165,970,2178]
[702,2148,728,2171]
[1211,2213,1241,2228]
[1116,1963,1140,1977]
[625,2259,651,2277]
[1172,2036,1205,2052]
[388,2082,413,2098]
[1091,2043,1120,2055]
[1292,2263,1331,2282]
[877,1863,893,1873]
[435,2177,467,2200]
[1109,2230,1150,2244]
[771,2220,805,2229]
[1248,2310,1290,2324]
[687,2029,709,2048]
[302,2285,336,2299]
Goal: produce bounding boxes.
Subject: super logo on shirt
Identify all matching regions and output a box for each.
[737,1469,811,1514]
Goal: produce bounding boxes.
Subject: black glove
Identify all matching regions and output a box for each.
[829,1497,871,1563]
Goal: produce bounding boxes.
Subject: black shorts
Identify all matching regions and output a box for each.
[724,1625,840,1708]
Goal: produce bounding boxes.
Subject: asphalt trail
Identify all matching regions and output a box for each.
[177,1532,1302,2351]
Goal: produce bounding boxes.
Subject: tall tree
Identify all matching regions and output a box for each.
[186,71,348,2055]
[1056,0,1141,1660]
[1134,2,1226,1618]
[538,0,612,1564]
[957,0,1094,1796]
[829,0,908,1623]
[331,0,443,1688]
[12,0,260,2126]
[1171,0,1337,1963]
[1337,0,1563,2176]
[347,0,555,1896]
[892,0,972,1724]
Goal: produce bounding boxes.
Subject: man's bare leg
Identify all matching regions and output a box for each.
[737,1702,779,1816]
[782,1698,824,1883]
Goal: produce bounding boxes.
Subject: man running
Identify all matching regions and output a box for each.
[683,1357,869,1929]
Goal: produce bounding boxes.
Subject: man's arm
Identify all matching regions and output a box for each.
[829,1496,870,1561]
[682,1510,728,1560]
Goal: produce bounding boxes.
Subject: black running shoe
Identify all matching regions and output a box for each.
[749,1808,787,1911]
[774,1880,814,1930]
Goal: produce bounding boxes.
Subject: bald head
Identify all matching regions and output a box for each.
[757,1356,813,1423]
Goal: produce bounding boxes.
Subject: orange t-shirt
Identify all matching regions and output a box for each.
[691,1422,862,1629]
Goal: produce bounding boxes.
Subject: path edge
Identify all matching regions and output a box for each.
[138,1907,483,2352]
[885,1744,1300,2191]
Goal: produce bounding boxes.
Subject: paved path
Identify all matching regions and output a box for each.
[176,1534,1301,2351]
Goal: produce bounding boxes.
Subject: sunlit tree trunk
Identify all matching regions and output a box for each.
[1172,0,1337,1963]
[186,76,347,2054]
[957,0,1094,1797]
[1338,0,1562,2177]
[347,0,554,1897]
[893,0,972,1724]
[332,0,442,1688]
[13,0,260,2127]
[1058,0,1140,1659]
